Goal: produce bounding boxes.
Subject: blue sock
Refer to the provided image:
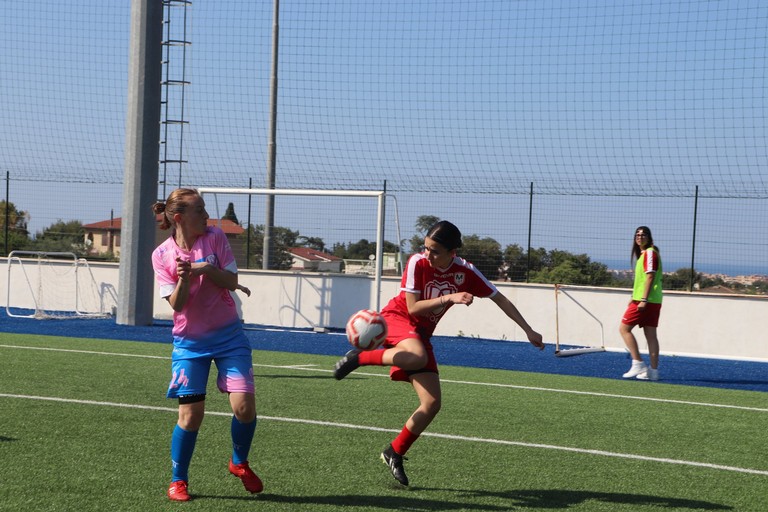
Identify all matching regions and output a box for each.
[171,425,198,482]
[230,416,257,464]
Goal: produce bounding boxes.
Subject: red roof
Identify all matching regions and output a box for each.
[288,247,341,262]
[82,218,123,230]
[83,216,245,235]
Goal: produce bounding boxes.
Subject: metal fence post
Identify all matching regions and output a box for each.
[689,185,699,291]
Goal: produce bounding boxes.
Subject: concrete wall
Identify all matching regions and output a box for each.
[3,256,119,317]
[2,258,766,362]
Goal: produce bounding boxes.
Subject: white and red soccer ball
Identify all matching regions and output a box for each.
[345,309,388,350]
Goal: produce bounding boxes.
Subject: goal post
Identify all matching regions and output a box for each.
[198,187,397,312]
[554,283,606,357]
[6,251,115,319]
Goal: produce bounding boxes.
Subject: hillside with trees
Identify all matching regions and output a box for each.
[3,202,765,294]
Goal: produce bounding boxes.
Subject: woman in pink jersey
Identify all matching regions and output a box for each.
[151,188,263,501]
[333,220,545,486]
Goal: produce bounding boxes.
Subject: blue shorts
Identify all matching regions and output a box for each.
[166,343,255,399]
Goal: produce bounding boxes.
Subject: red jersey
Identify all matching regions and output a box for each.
[381,252,497,340]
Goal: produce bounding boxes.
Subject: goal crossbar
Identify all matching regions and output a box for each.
[198,187,387,311]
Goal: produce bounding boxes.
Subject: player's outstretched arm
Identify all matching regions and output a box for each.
[491,293,545,350]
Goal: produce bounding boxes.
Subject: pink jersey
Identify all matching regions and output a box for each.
[381,252,497,340]
[152,226,240,345]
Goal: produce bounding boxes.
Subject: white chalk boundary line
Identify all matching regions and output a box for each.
[2,343,766,414]
[1,392,766,477]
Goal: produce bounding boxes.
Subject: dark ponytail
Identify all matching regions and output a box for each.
[426,220,463,250]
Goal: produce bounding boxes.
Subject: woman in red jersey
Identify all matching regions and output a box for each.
[333,220,544,486]
[620,226,663,381]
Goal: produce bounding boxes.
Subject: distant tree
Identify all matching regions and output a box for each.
[508,248,614,286]
[750,279,768,295]
[502,243,527,281]
[409,215,441,254]
[334,239,400,260]
[241,224,298,270]
[584,259,614,286]
[665,267,701,291]
[330,242,346,259]
[29,220,88,257]
[526,247,549,274]
[222,202,239,225]
[530,260,583,285]
[699,274,725,290]
[0,200,31,254]
[297,236,325,251]
[460,234,503,281]
[346,239,377,260]
[502,245,549,282]
[383,240,403,255]
[529,256,612,286]
[561,252,613,286]
[414,215,440,234]
[611,272,634,288]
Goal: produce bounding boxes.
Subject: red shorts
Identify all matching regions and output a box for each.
[382,309,438,382]
[621,301,662,328]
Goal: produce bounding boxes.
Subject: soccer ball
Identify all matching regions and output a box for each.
[345,309,388,350]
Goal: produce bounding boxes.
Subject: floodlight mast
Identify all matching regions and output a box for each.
[117,0,164,326]
[264,0,280,270]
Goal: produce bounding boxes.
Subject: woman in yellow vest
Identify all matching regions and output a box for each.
[619,226,662,381]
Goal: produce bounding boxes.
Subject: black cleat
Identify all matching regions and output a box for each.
[381,444,409,486]
[333,349,361,380]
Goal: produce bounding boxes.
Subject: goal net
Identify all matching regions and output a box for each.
[554,284,606,357]
[197,187,403,312]
[6,251,115,319]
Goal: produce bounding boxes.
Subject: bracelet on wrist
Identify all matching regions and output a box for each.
[640,299,648,302]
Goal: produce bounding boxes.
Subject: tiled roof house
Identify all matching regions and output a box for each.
[82,216,245,263]
[288,247,342,272]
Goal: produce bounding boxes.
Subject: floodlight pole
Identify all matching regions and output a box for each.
[117,0,164,325]
[264,0,279,269]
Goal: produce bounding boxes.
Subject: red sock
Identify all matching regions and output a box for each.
[358,349,385,366]
[391,426,419,456]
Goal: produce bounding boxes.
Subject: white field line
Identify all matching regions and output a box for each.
[439,378,768,413]
[1,391,767,477]
[1,343,767,414]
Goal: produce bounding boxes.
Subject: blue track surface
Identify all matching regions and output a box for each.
[1,312,766,393]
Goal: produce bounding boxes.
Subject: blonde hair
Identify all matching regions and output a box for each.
[151,188,200,230]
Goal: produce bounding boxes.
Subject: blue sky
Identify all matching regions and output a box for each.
[1,1,767,274]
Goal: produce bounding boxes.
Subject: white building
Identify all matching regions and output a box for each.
[288,247,343,272]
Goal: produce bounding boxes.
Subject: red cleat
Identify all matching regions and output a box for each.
[167,480,191,501]
[228,459,263,494]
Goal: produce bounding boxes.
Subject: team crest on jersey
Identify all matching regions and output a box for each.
[427,282,456,301]
[454,272,465,286]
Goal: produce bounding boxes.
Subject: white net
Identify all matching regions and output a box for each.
[6,251,115,319]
